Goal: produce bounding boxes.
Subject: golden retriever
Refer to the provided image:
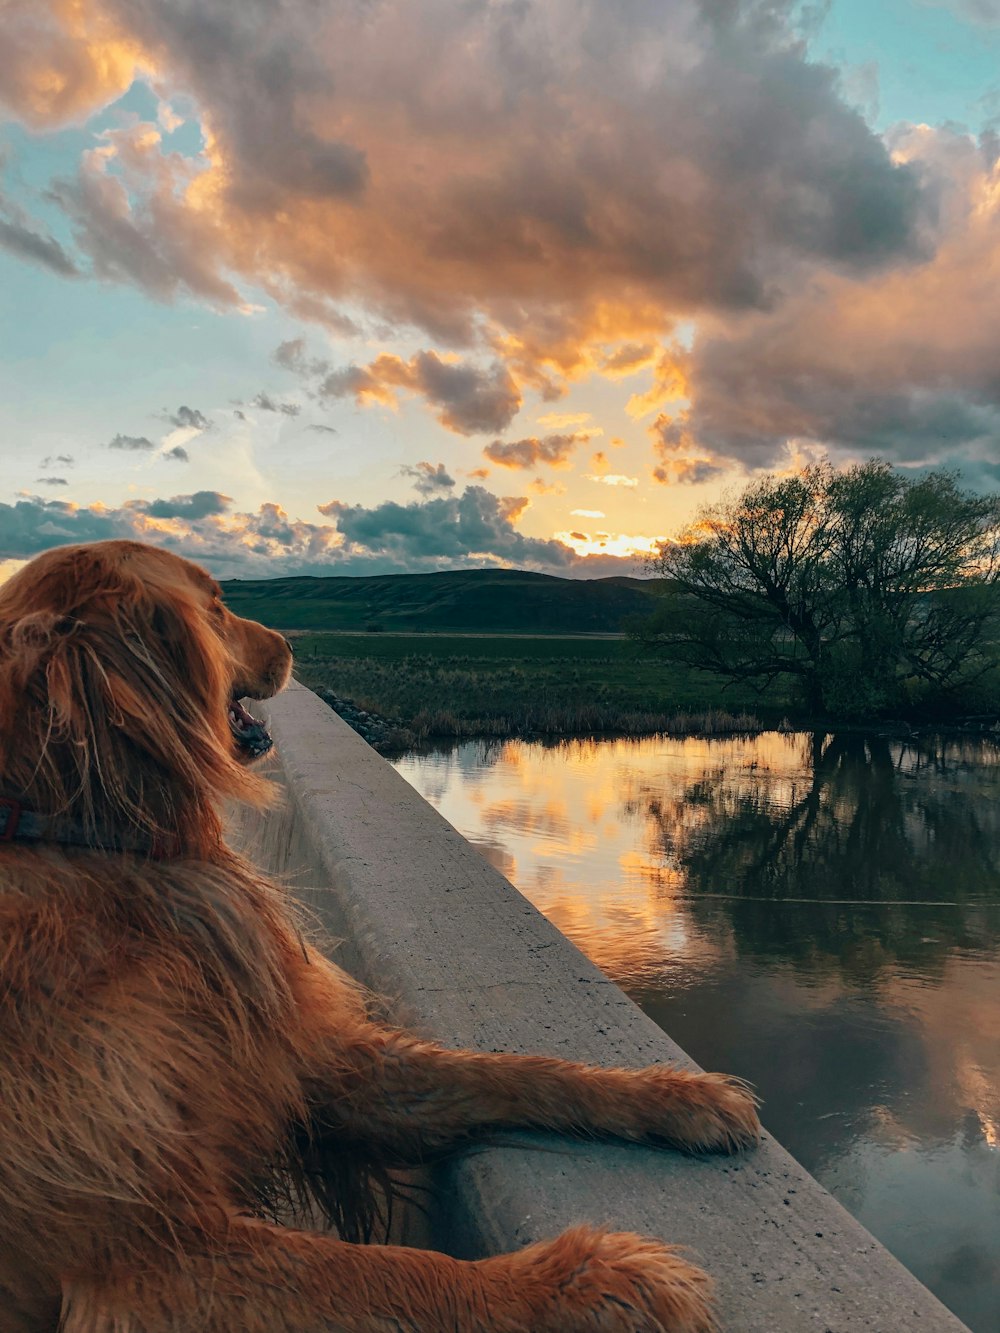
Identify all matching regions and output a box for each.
[0,539,758,1333]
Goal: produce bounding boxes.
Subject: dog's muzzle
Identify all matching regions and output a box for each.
[228,698,274,758]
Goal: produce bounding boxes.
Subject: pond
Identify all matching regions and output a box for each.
[392,730,1000,1333]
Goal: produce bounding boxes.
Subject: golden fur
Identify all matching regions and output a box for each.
[0,539,759,1332]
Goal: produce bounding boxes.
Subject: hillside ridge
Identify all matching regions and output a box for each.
[221,567,660,633]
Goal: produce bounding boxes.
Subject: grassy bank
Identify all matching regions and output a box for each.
[291,632,784,746]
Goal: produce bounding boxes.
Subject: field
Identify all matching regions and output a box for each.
[290,632,782,745]
[225,567,1000,746]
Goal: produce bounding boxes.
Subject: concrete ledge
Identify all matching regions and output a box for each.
[236,680,968,1332]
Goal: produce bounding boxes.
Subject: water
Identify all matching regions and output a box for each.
[392,731,1000,1333]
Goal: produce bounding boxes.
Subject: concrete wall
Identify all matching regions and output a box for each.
[236,680,968,1333]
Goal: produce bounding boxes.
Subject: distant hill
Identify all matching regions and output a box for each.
[220,567,661,634]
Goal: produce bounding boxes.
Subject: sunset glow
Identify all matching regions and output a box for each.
[2,0,998,576]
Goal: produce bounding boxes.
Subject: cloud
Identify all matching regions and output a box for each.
[39,454,74,468]
[483,433,586,470]
[46,121,245,308]
[305,423,338,435]
[6,0,926,392]
[400,461,456,495]
[167,404,210,430]
[35,476,69,486]
[318,351,521,436]
[273,338,329,376]
[10,0,999,484]
[0,207,79,276]
[649,413,729,486]
[141,490,230,520]
[0,486,650,578]
[572,509,605,518]
[318,485,574,569]
[251,391,300,417]
[655,127,1000,477]
[585,473,639,488]
[0,0,143,128]
[108,432,154,450]
[163,444,189,461]
[0,493,319,572]
[599,343,659,378]
[157,99,184,134]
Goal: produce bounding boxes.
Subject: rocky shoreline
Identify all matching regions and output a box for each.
[312,687,414,752]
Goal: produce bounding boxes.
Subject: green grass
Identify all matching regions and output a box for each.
[292,632,787,744]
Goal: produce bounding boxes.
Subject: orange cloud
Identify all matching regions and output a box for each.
[626,346,691,419]
[314,351,521,435]
[483,433,588,470]
[0,0,147,128]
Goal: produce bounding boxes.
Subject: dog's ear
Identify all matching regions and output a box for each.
[0,544,268,854]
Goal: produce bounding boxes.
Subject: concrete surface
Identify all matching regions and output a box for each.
[234,679,969,1333]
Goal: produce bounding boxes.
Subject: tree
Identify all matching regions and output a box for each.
[639,460,1000,716]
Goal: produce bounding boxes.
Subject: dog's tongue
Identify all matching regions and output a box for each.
[228,698,274,758]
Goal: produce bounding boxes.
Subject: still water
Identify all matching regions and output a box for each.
[393,731,1000,1333]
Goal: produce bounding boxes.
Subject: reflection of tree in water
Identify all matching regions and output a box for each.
[633,732,1000,978]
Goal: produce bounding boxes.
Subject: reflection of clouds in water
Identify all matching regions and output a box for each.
[394,731,1000,1332]
[479,797,573,843]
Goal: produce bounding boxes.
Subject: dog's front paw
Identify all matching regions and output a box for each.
[507,1225,715,1333]
[630,1067,761,1153]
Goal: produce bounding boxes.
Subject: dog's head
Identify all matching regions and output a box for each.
[0,540,293,856]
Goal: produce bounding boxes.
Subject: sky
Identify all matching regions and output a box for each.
[1,0,999,581]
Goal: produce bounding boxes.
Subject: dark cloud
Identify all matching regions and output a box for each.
[140,490,230,520]
[251,391,300,417]
[318,486,574,568]
[305,423,338,435]
[0,211,79,276]
[400,461,456,495]
[483,433,586,470]
[0,497,132,558]
[108,433,154,451]
[35,476,69,486]
[167,405,210,430]
[273,338,329,376]
[164,444,189,461]
[39,454,74,468]
[318,351,521,436]
[649,413,729,486]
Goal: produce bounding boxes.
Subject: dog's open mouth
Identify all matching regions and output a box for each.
[228,697,274,759]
